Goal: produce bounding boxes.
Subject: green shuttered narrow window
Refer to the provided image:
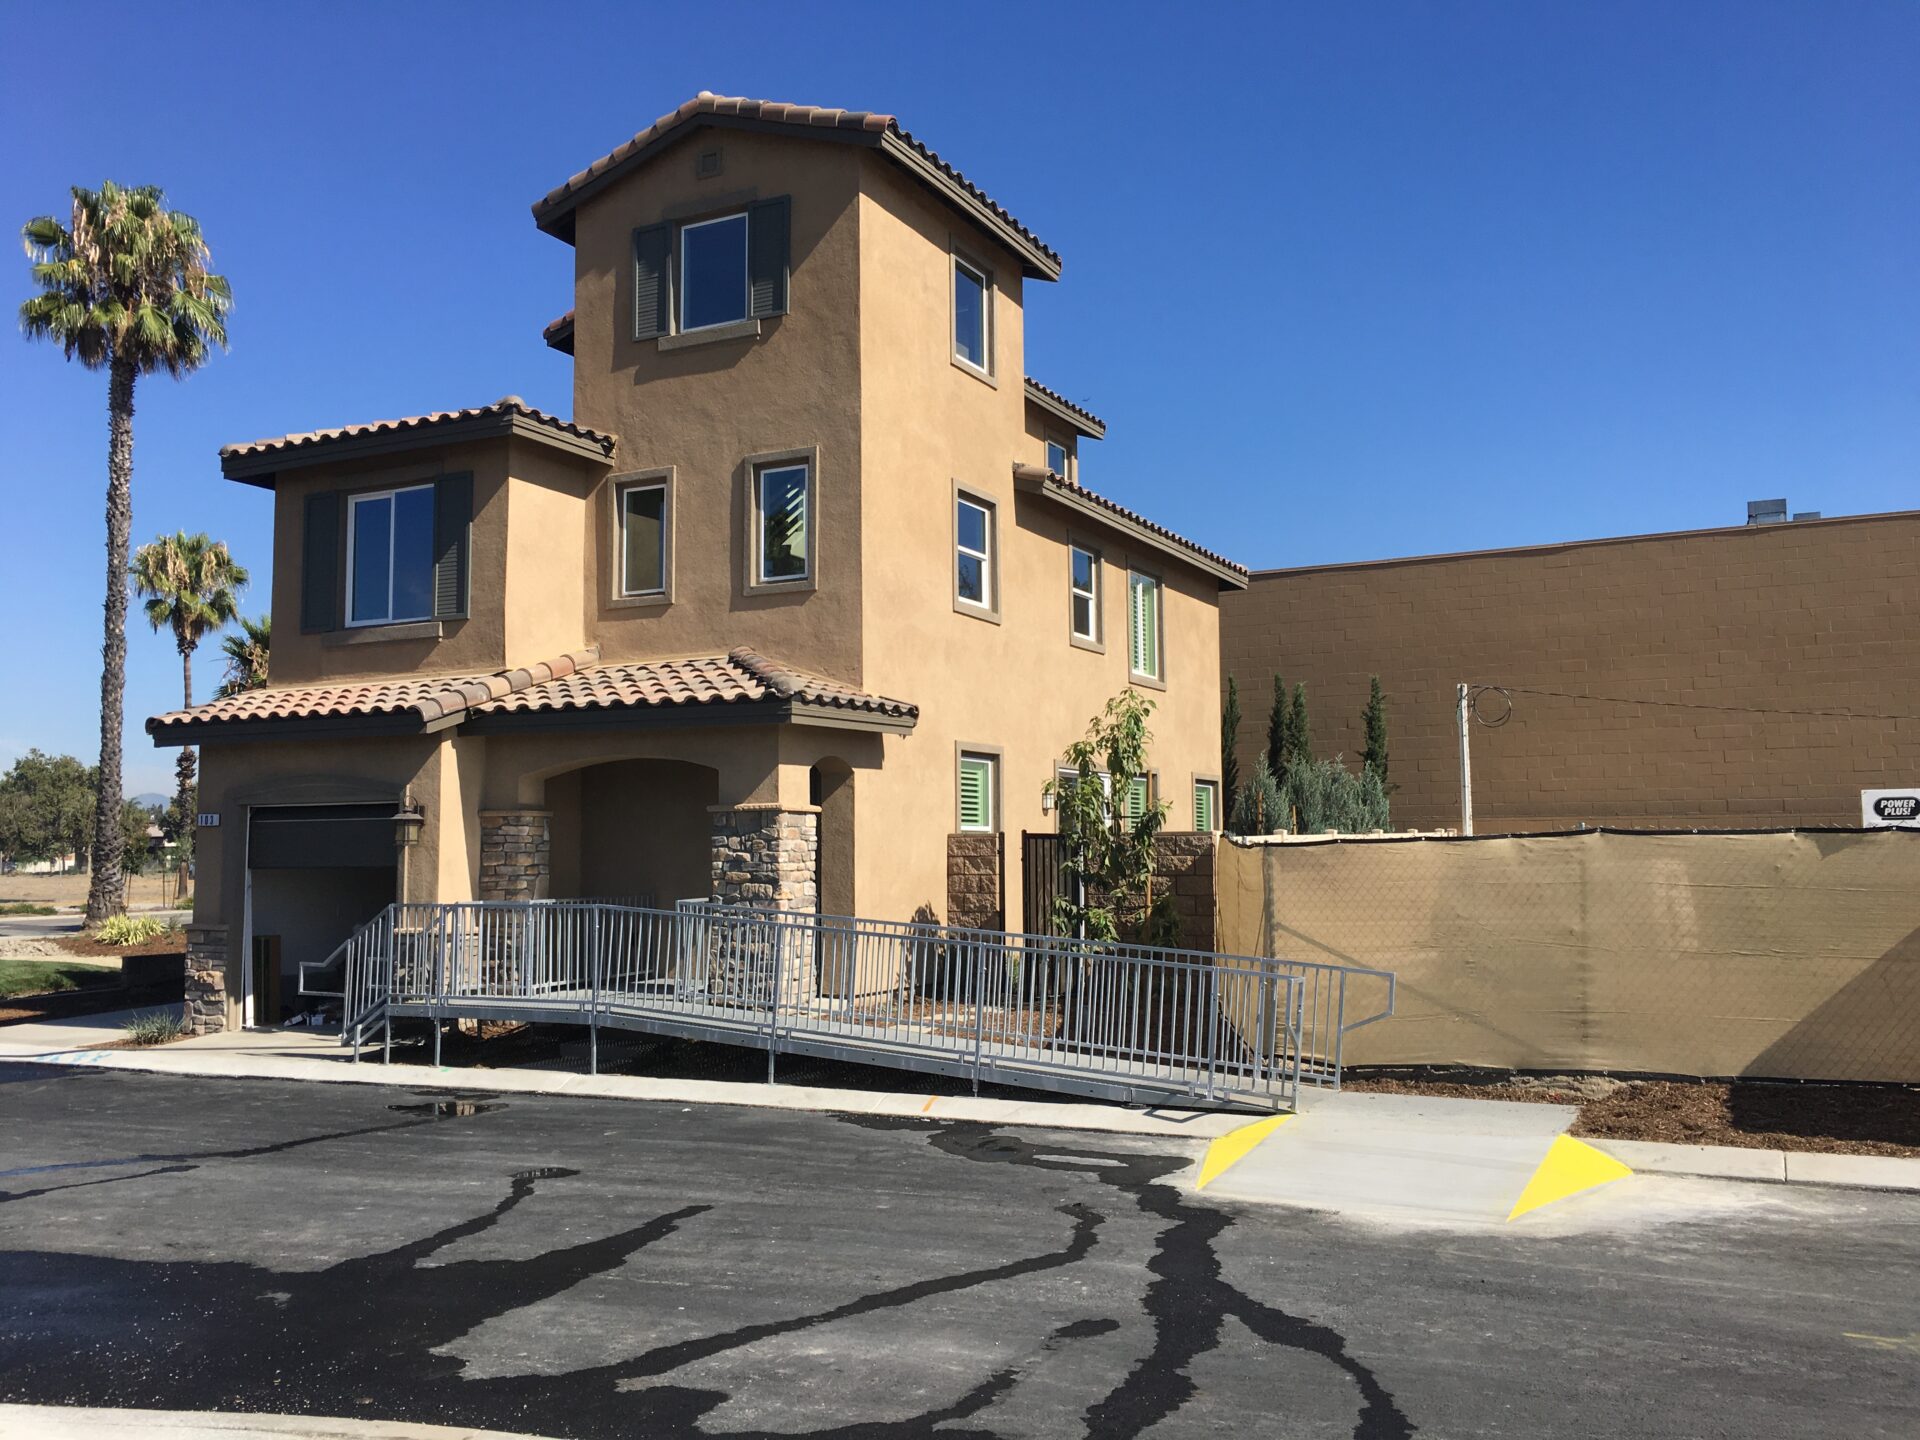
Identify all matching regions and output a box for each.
[1124,776,1150,824]
[1128,572,1161,679]
[959,753,995,832]
[1194,780,1218,833]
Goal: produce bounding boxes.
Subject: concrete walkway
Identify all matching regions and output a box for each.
[0,1405,548,1439]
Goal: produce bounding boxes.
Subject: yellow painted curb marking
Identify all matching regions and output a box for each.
[1195,1114,1293,1190]
[921,1095,937,1113]
[1507,1136,1633,1221]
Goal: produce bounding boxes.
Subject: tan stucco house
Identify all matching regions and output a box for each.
[151,93,1247,1033]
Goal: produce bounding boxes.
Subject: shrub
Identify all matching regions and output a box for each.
[1281,755,1391,835]
[94,913,170,946]
[123,1008,188,1046]
[1229,757,1285,836]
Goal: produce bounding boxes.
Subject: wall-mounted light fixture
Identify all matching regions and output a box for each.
[393,786,426,849]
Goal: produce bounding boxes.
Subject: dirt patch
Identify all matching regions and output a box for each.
[54,931,185,959]
[1346,1072,1920,1158]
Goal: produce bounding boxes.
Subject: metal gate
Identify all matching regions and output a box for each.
[1021,831,1065,935]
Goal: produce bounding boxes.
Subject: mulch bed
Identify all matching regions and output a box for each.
[53,932,186,959]
[1346,1073,1920,1158]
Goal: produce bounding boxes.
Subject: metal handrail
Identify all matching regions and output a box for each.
[312,899,1398,1107]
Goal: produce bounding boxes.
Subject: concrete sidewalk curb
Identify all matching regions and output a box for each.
[1588,1137,1920,1193]
[0,1037,1245,1142]
[0,1403,547,1439]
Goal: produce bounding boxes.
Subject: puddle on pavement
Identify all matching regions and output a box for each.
[388,1099,504,1119]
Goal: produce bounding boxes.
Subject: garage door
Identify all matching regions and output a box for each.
[248,804,396,870]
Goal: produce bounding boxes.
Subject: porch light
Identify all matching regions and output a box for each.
[393,788,426,849]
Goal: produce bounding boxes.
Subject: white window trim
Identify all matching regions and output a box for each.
[345,483,434,629]
[1069,543,1101,646]
[1127,569,1166,686]
[951,252,993,378]
[752,458,814,588]
[958,750,999,833]
[954,492,995,616]
[1194,778,1220,833]
[1045,438,1070,478]
[677,211,749,335]
[616,478,671,599]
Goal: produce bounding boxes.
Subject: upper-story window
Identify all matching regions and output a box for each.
[754,459,812,585]
[955,491,996,615]
[632,197,790,343]
[348,485,436,626]
[952,253,992,376]
[1070,544,1100,644]
[1193,779,1220,833]
[1128,570,1163,682]
[679,213,749,332]
[618,477,670,598]
[1045,439,1069,477]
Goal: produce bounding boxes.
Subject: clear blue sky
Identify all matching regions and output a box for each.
[3,1,1916,795]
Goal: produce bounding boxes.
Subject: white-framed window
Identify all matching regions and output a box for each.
[953,254,990,373]
[679,212,750,333]
[1194,779,1220,833]
[958,752,997,832]
[1070,544,1099,642]
[1128,571,1163,680]
[347,484,435,626]
[1045,439,1069,476]
[618,480,668,597]
[955,493,994,611]
[753,460,812,584]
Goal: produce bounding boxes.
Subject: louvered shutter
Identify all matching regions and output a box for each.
[748,196,790,318]
[432,473,472,619]
[1129,575,1159,676]
[1125,776,1149,823]
[300,491,340,633]
[633,223,672,339]
[959,756,993,831]
[1194,783,1215,833]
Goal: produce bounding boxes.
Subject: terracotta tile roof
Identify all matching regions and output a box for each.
[543,309,575,354]
[1012,463,1248,585]
[148,647,915,739]
[220,396,615,467]
[148,650,600,736]
[531,92,1060,278]
[1023,378,1106,438]
[476,648,918,723]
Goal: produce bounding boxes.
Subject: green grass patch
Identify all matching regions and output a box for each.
[0,902,58,916]
[0,960,118,999]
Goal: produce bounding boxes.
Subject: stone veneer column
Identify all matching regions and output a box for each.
[479,810,551,901]
[708,804,819,912]
[184,924,230,1035]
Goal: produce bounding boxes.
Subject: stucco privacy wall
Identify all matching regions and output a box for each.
[853,158,1225,928]
[1215,829,1920,1082]
[1221,510,1920,833]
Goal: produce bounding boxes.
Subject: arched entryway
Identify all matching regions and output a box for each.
[544,758,720,907]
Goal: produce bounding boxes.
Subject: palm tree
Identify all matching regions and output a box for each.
[132,532,249,832]
[216,614,271,698]
[20,183,231,919]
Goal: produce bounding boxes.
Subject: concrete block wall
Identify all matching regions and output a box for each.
[945,832,1005,930]
[1220,512,1920,833]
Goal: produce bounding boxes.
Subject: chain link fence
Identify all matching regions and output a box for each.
[1216,827,1920,1083]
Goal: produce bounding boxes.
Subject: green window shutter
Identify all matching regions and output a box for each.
[1125,776,1149,823]
[1194,783,1215,833]
[748,196,790,318]
[432,472,472,619]
[632,223,671,339]
[300,491,340,633]
[1129,575,1158,676]
[959,756,993,831]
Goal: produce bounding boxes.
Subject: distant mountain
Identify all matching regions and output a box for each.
[129,792,169,810]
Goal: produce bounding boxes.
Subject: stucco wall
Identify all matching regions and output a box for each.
[567,128,867,681]
[1220,511,1920,833]
[852,158,1227,928]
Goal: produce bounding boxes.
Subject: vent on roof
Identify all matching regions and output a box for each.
[1793,511,1822,521]
[1746,498,1788,526]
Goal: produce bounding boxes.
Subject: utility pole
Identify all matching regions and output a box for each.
[1456,682,1474,836]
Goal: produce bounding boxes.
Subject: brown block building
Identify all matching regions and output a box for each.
[1221,510,1920,834]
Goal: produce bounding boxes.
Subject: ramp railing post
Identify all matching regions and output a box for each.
[589,905,602,1077]
[972,934,985,1096]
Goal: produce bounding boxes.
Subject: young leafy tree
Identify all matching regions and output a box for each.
[20,182,231,918]
[132,531,249,836]
[216,613,271,698]
[1220,674,1242,804]
[1360,675,1390,792]
[1044,690,1167,943]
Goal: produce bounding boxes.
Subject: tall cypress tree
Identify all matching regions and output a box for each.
[1360,675,1390,791]
[1266,673,1288,783]
[1221,675,1242,804]
[1287,683,1312,775]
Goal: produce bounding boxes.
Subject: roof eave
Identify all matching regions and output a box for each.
[544,316,575,356]
[874,131,1061,281]
[1023,380,1105,440]
[221,411,615,488]
[1012,467,1248,590]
